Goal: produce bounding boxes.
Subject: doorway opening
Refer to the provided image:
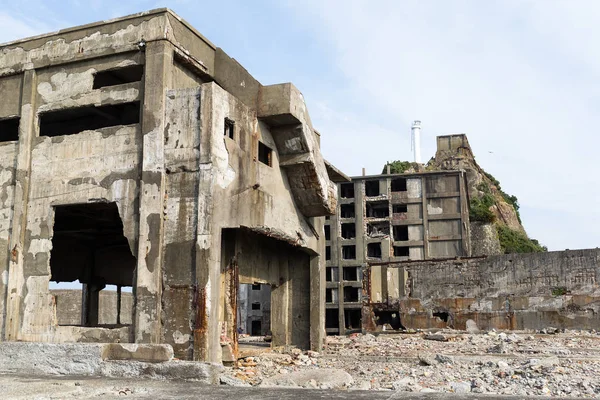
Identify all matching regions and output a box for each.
[237,283,271,337]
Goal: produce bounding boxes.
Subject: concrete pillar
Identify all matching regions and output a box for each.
[309,216,325,352]
[4,69,37,340]
[134,41,172,343]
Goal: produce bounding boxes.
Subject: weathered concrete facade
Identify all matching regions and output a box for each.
[325,170,471,334]
[388,249,600,331]
[0,9,338,363]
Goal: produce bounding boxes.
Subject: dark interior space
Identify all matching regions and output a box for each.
[0,117,20,142]
[366,201,389,218]
[341,223,356,239]
[343,266,358,281]
[393,225,409,241]
[224,118,235,139]
[391,178,407,192]
[394,246,410,257]
[367,222,389,237]
[393,204,408,214]
[367,242,382,258]
[375,311,404,330]
[258,141,272,166]
[39,102,140,137]
[325,288,337,303]
[326,267,339,282]
[340,183,354,199]
[251,320,262,336]
[343,286,360,302]
[324,225,330,241]
[433,311,450,323]
[342,245,356,260]
[340,203,355,218]
[50,202,135,327]
[93,65,144,89]
[325,308,339,330]
[365,180,380,197]
[344,309,361,330]
[325,246,331,260]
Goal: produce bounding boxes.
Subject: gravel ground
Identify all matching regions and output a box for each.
[223,329,600,397]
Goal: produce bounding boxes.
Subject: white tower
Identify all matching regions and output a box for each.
[411,120,422,163]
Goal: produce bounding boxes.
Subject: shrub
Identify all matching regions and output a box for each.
[382,160,412,174]
[496,225,547,254]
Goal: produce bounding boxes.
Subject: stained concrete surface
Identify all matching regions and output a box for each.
[0,374,569,399]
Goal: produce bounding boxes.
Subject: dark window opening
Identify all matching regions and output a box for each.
[366,201,389,218]
[344,309,362,330]
[326,309,339,330]
[394,246,410,257]
[326,288,338,303]
[375,311,404,330]
[325,246,331,261]
[340,203,355,218]
[367,242,382,259]
[325,216,330,220]
[252,284,261,290]
[324,225,331,241]
[39,102,140,137]
[393,204,408,214]
[93,65,144,89]
[391,178,407,192]
[340,183,354,199]
[251,320,262,336]
[251,302,261,310]
[224,118,235,139]
[326,267,339,282]
[0,117,19,142]
[365,180,380,197]
[343,267,358,281]
[367,222,389,237]
[342,245,356,260]
[393,226,409,241]
[258,141,272,166]
[50,202,135,328]
[341,223,355,239]
[343,286,360,303]
[433,311,450,323]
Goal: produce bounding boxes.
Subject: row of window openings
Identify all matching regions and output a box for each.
[326,242,410,260]
[325,309,361,331]
[324,204,407,234]
[340,178,408,199]
[326,286,360,303]
[1,65,145,142]
[326,224,410,241]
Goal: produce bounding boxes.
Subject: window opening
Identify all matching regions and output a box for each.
[375,311,404,330]
[0,117,19,142]
[394,246,410,257]
[343,286,360,302]
[393,225,409,241]
[252,284,261,290]
[326,309,339,330]
[365,180,380,197]
[343,267,358,281]
[224,118,235,139]
[49,202,135,328]
[341,223,355,239]
[324,225,331,241]
[340,203,355,218]
[326,288,338,303]
[325,246,331,260]
[393,204,408,214]
[93,65,144,89]
[344,309,362,330]
[366,201,389,218]
[367,222,389,237]
[391,178,407,192]
[367,242,382,258]
[342,245,356,260]
[251,302,260,310]
[258,141,272,166]
[39,102,140,137]
[326,267,339,282]
[340,183,354,199]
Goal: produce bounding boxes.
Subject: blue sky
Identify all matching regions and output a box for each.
[1,0,599,252]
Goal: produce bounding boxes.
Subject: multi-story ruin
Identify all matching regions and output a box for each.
[0,8,348,363]
[324,145,471,334]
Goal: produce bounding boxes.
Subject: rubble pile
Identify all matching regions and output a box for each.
[222,329,600,397]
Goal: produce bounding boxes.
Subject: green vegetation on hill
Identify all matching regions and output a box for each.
[382,160,413,174]
[497,224,547,254]
[483,171,522,224]
[469,182,496,223]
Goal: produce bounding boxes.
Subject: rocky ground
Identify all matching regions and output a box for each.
[222,329,600,397]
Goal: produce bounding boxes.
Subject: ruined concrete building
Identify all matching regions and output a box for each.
[325,141,471,334]
[0,9,346,363]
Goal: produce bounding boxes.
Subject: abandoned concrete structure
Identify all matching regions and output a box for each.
[0,9,345,363]
[325,165,471,334]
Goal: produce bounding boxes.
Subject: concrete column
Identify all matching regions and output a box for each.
[309,216,325,351]
[4,69,37,340]
[134,40,172,343]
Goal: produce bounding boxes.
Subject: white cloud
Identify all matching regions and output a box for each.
[289,0,600,250]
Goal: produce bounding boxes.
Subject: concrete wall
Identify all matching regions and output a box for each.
[51,290,133,326]
[0,9,331,363]
[397,249,600,331]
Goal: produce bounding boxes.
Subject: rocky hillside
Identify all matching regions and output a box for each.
[383,135,546,255]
